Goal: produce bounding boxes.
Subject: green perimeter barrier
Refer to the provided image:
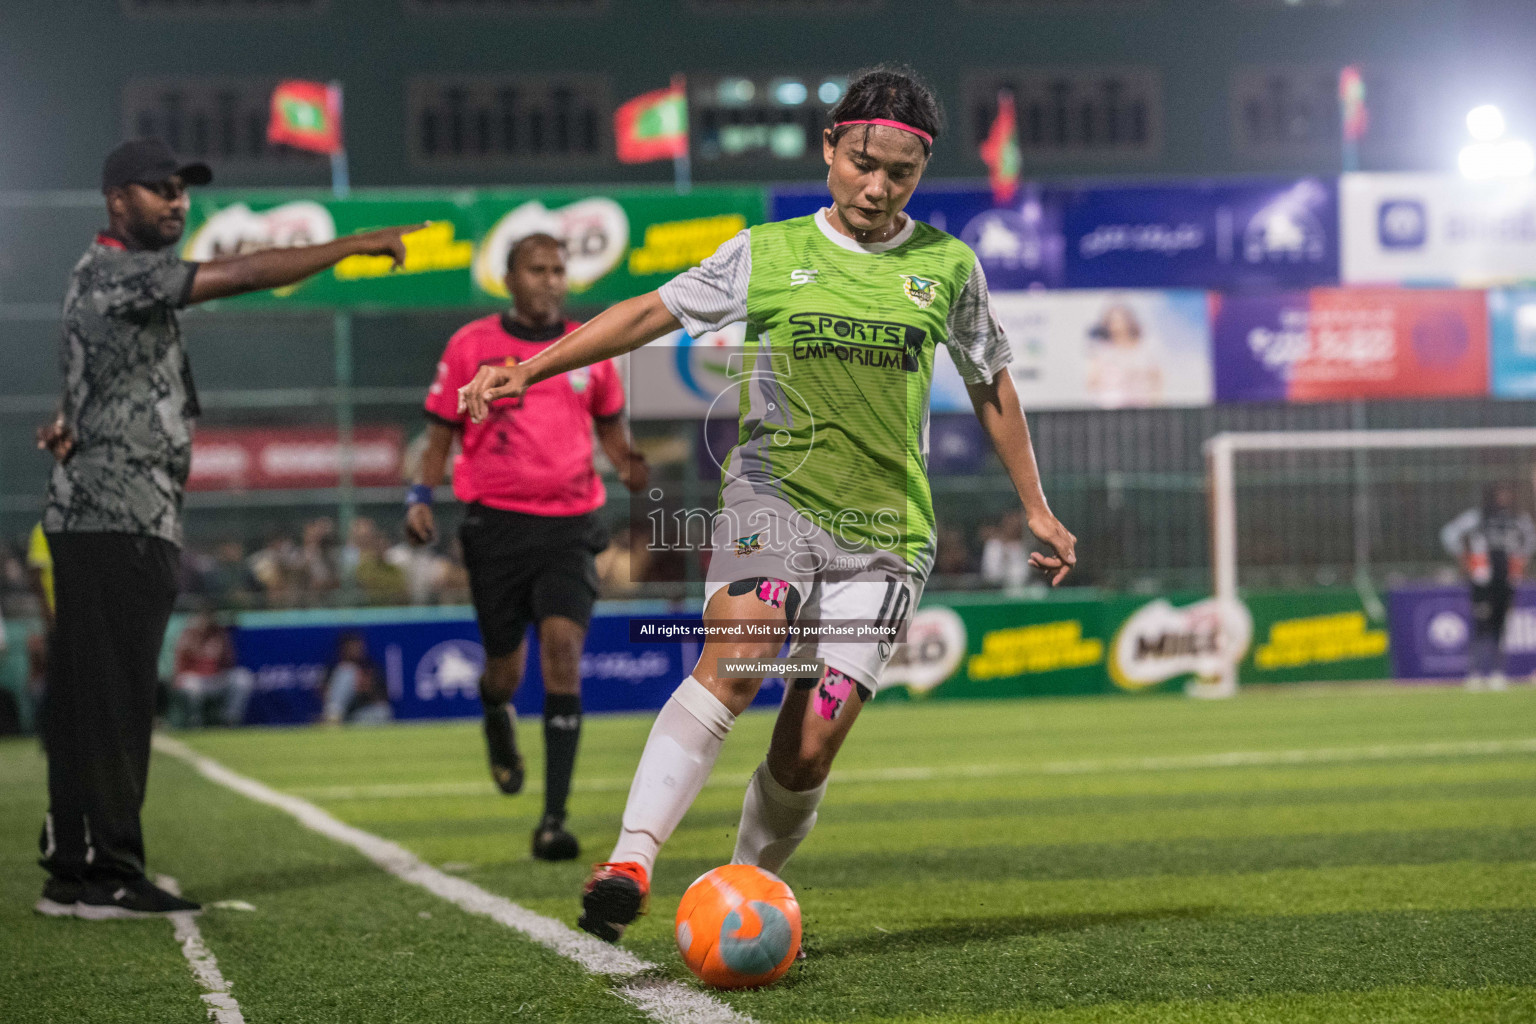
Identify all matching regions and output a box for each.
[181,187,768,309]
[0,588,1394,732]
[883,588,1392,701]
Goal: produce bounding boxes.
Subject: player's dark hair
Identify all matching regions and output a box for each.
[827,65,943,156]
[506,232,563,272]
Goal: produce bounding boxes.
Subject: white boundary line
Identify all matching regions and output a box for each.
[156,875,246,1024]
[153,736,754,1024]
[286,736,1536,802]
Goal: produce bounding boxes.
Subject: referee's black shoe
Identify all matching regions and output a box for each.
[75,877,201,920]
[532,814,580,861]
[483,705,525,795]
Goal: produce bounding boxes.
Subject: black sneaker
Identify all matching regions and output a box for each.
[532,814,580,861]
[34,878,84,918]
[482,706,524,795]
[76,877,201,920]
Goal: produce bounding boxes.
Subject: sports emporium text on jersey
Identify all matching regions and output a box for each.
[786,312,926,371]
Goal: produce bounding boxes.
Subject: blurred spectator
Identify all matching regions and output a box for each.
[2,543,27,609]
[322,632,392,725]
[981,511,1033,592]
[248,532,303,607]
[178,546,217,599]
[348,517,408,605]
[297,518,340,597]
[596,524,649,598]
[386,534,452,605]
[170,612,252,727]
[205,539,260,607]
[439,538,472,604]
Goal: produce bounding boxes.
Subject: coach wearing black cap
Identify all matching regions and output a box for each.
[34,139,422,919]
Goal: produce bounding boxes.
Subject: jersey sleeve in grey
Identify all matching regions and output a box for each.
[943,256,1012,385]
[657,229,751,336]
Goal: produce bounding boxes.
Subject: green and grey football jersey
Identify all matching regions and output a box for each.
[658,209,1011,579]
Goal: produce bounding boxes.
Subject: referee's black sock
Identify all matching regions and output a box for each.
[542,693,583,821]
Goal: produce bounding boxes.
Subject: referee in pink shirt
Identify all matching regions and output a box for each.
[407,232,647,860]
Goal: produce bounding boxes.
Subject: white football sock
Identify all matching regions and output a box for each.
[731,760,827,874]
[608,676,735,877]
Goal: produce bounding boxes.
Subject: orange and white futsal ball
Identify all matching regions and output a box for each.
[674,864,802,989]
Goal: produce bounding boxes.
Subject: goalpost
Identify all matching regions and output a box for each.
[1203,427,1536,697]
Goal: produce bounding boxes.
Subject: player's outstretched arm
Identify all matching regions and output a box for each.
[966,370,1077,586]
[187,223,427,304]
[458,291,680,423]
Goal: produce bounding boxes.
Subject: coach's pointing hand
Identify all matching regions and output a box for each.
[354,222,430,268]
[457,363,530,423]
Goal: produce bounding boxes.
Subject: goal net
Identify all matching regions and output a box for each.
[1203,428,1536,695]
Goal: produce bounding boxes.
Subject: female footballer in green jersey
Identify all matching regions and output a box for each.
[458,66,1076,943]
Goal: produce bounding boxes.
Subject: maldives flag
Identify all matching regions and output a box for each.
[1339,66,1369,143]
[979,90,1021,205]
[268,80,343,154]
[614,80,688,164]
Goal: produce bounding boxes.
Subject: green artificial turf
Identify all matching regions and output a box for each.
[3,686,1534,1023]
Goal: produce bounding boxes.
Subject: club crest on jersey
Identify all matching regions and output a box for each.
[567,366,590,393]
[900,274,938,310]
[734,533,763,557]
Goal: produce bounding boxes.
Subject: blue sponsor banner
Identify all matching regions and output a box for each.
[927,414,989,474]
[1062,178,1339,291]
[1490,289,1536,398]
[1212,292,1308,403]
[1387,585,1536,679]
[232,609,783,724]
[771,184,1066,290]
[772,178,1336,291]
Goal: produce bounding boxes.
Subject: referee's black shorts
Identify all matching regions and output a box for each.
[459,503,609,658]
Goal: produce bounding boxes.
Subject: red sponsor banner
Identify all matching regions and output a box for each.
[189,426,404,491]
[1286,288,1489,402]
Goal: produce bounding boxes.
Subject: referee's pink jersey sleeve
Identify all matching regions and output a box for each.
[423,333,470,424]
[590,358,626,419]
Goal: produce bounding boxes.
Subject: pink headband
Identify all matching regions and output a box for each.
[834,118,934,146]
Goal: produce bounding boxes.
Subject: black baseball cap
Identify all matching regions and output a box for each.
[101,138,213,192]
